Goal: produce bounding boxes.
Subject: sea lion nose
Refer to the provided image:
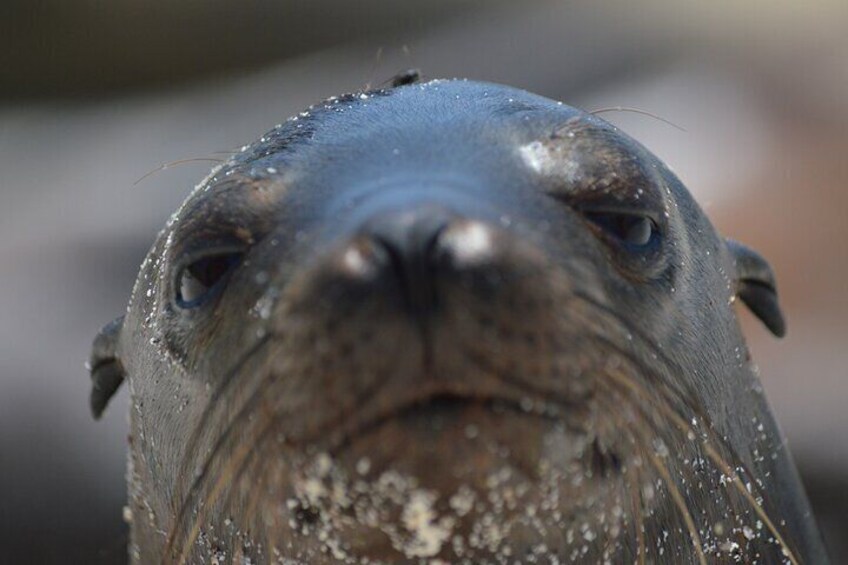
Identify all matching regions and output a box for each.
[351,205,495,319]
[358,206,451,319]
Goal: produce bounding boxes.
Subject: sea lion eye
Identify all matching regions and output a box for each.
[583,211,657,248]
[176,252,243,308]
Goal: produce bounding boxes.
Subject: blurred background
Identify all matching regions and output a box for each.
[1,1,845,562]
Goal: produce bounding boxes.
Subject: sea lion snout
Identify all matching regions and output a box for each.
[288,196,562,400]
[334,204,500,326]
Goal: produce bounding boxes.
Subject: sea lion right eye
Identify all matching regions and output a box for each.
[583,210,658,249]
[176,251,243,308]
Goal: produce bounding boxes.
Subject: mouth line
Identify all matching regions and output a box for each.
[324,388,565,456]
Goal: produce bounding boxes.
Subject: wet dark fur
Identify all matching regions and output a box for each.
[91,79,827,563]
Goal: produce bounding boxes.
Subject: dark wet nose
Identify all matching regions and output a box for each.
[351,205,494,319]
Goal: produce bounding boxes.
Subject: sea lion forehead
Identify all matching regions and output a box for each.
[224,80,594,169]
[169,80,669,246]
[174,82,552,195]
[289,79,587,138]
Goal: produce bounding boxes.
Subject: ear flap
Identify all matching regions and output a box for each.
[88,316,126,419]
[726,239,786,338]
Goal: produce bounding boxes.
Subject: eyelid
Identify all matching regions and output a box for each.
[171,244,248,308]
[546,190,663,226]
[173,243,249,273]
[574,204,662,228]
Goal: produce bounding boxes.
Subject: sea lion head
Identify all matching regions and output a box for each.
[90,79,826,563]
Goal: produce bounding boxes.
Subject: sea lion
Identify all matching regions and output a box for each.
[89,78,829,563]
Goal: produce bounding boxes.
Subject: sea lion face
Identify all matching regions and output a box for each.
[91,80,824,563]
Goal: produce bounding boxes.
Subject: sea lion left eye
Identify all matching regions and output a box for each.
[584,211,657,248]
[176,252,243,308]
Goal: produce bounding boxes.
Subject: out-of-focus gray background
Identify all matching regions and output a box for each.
[1,1,845,562]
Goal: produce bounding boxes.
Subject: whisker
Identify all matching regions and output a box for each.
[133,157,225,187]
[597,392,647,564]
[601,365,799,564]
[571,290,691,385]
[701,443,799,565]
[597,384,700,563]
[627,466,647,565]
[174,395,278,564]
[177,333,274,485]
[645,450,707,565]
[588,106,687,132]
[177,357,353,563]
[167,341,277,561]
[170,327,406,559]
[215,398,276,559]
[364,46,384,91]
[555,297,794,561]
[241,456,272,533]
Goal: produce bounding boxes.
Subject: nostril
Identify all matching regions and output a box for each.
[372,220,448,272]
[361,209,452,267]
[371,221,447,320]
[356,208,456,320]
[422,221,450,265]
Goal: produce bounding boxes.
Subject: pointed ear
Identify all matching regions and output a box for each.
[88,316,126,419]
[726,239,786,338]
